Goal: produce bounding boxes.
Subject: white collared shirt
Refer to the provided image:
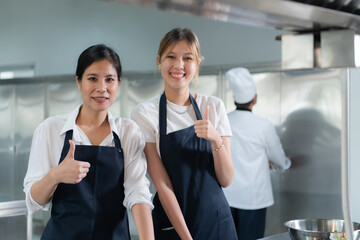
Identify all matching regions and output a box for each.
[131,93,232,155]
[23,105,153,214]
[223,110,291,210]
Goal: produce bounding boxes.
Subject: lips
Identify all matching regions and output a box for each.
[92,96,109,103]
[171,72,185,79]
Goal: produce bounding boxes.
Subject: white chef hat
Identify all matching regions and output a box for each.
[225,67,256,104]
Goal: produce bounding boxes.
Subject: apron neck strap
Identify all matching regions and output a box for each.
[159,92,202,136]
[159,93,167,136]
[64,130,121,148]
[189,93,202,120]
[112,131,121,148]
[65,130,73,141]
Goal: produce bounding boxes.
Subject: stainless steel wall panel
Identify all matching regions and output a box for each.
[224,76,236,113]
[253,72,282,126]
[110,87,121,117]
[349,68,360,223]
[242,70,343,236]
[119,79,129,117]
[48,82,81,117]
[191,75,219,98]
[14,84,45,200]
[126,76,164,117]
[0,215,27,239]
[0,85,14,202]
[280,69,342,196]
[267,69,343,235]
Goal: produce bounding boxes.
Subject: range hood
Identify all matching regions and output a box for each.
[104,0,360,32]
[106,0,360,69]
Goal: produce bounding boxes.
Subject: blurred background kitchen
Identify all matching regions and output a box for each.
[1,0,360,239]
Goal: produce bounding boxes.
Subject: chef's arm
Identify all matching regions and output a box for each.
[211,136,234,187]
[265,126,291,172]
[144,143,193,240]
[131,203,154,240]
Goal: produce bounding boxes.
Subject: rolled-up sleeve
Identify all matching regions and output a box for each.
[215,100,232,137]
[23,122,54,214]
[121,120,153,210]
[131,104,157,143]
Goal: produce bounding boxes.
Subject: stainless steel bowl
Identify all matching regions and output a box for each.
[284,219,360,240]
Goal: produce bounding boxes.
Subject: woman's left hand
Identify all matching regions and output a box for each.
[195,106,234,187]
[194,106,222,143]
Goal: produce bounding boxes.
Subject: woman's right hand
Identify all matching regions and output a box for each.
[52,140,91,184]
[30,140,90,205]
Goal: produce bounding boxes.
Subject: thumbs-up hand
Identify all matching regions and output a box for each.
[194,106,220,142]
[54,140,91,184]
[204,105,209,121]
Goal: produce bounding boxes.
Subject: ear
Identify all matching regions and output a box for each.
[75,76,81,91]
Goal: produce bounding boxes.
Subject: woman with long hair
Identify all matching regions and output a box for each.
[132,28,237,240]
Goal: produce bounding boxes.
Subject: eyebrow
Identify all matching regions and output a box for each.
[86,73,116,77]
[167,51,194,55]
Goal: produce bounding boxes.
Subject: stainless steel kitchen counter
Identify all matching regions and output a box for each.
[259,232,291,240]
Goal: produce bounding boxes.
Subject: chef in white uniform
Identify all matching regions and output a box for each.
[223,67,291,240]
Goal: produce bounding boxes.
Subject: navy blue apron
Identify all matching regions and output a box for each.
[41,130,130,240]
[152,93,237,240]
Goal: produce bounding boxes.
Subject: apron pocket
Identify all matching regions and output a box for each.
[158,227,180,240]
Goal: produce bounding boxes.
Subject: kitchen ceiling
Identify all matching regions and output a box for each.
[104,0,360,32]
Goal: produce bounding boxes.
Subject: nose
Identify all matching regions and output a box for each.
[97,79,106,93]
[174,58,184,69]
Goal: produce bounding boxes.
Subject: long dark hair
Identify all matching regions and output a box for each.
[76,44,122,81]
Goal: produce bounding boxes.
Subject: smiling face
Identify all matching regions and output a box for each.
[76,59,119,114]
[158,40,199,93]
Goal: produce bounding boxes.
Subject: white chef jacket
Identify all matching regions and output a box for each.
[23,105,153,214]
[131,93,232,155]
[223,110,291,210]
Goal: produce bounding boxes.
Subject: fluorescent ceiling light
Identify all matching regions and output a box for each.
[0,71,15,79]
[0,65,34,80]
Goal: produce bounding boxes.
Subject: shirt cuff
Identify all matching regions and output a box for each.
[125,192,154,211]
[25,188,51,214]
[128,200,154,211]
